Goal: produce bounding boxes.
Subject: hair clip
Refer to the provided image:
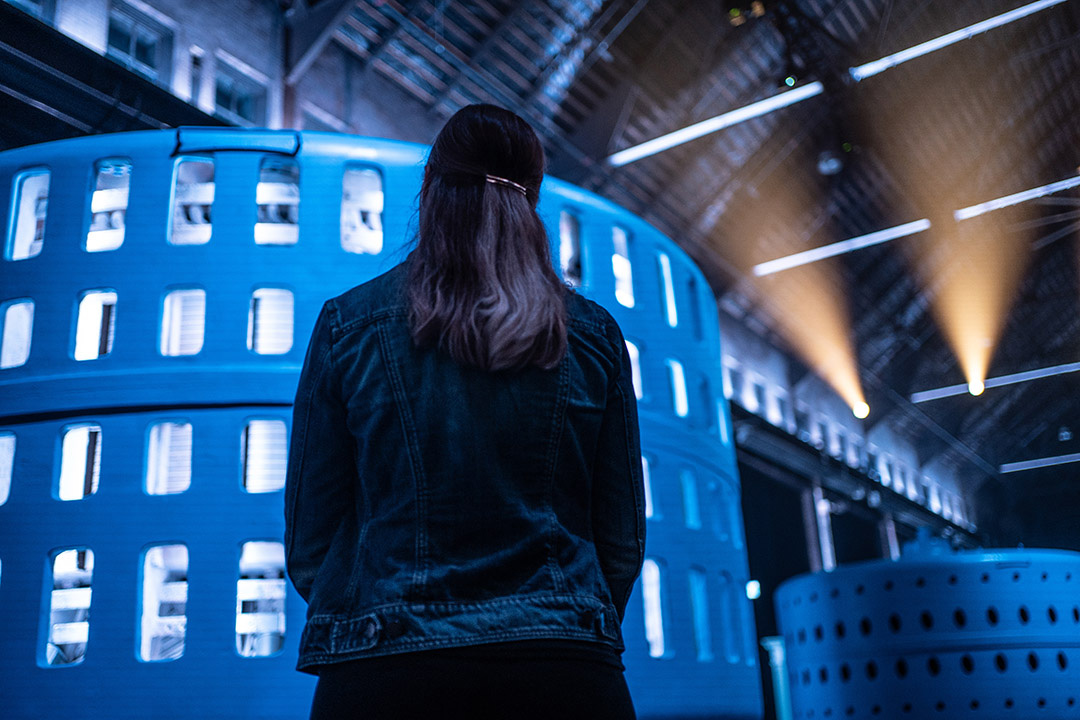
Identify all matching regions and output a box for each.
[485,174,529,197]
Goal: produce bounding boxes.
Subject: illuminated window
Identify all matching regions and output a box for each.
[1,299,34,368]
[689,568,714,662]
[667,359,689,417]
[236,541,285,657]
[139,544,188,661]
[170,159,214,245]
[0,432,13,505]
[641,558,666,658]
[86,159,131,252]
[6,168,49,261]
[680,470,701,530]
[247,288,293,355]
[718,571,739,663]
[559,211,582,286]
[611,226,634,307]
[146,422,192,495]
[625,340,642,400]
[160,289,205,356]
[341,166,383,254]
[58,424,101,501]
[657,252,677,327]
[717,399,730,444]
[43,548,94,666]
[242,420,287,493]
[255,159,299,245]
[641,455,654,519]
[74,290,117,361]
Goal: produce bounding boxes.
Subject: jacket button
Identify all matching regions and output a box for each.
[363,620,377,640]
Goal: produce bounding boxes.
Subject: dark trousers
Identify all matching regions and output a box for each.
[309,647,637,719]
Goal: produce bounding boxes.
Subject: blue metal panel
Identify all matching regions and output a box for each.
[776,534,1080,719]
[0,129,760,719]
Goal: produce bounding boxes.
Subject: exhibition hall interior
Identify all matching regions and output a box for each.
[0,0,1078,718]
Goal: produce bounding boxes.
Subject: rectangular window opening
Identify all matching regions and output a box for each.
[718,571,740,663]
[160,288,205,356]
[625,340,643,400]
[146,421,192,495]
[215,65,267,125]
[58,424,101,501]
[641,455,654,520]
[0,432,13,506]
[255,160,299,246]
[689,568,714,662]
[1,299,34,368]
[75,290,117,361]
[139,544,188,661]
[236,541,285,657]
[87,159,131,252]
[708,480,730,543]
[341,166,384,254]
[642,558,666,658]
[7,168,49,261]
[248,288,294,355]
[680,470,701,530]
[106,7,170,81]
[242,419,287,493]
[657,252,677,327]
[170,159,214,245]
[611,226,634,307]
[44,548,94,666]
[559,211,582,287]
[667,359,689,418]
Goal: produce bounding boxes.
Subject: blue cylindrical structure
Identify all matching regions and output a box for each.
[776,536,1080,719]
[0,128,761,719]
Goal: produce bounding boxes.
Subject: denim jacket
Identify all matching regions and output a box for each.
[284,258,645,673]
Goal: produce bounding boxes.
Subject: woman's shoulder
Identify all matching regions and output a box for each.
[328,259,411,332]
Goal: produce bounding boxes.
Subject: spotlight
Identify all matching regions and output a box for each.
[968,379,985,396]
[852,402,869,419]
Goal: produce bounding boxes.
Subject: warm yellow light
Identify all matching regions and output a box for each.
[968,379,985,396]
[853,402,870,419]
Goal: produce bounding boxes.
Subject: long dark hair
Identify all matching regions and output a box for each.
[408,104,567,371]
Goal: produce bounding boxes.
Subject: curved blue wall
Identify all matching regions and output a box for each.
[0,129,761,719]
[776,538,1080,719]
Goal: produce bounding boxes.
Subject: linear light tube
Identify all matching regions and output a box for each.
[751,219,931,276]
[607,0,1063,167]
[850,0,1068,81]
[910,361,1080,403]
[954,174,1080,221]
[1000,452,1080,474]
[607,82,823,167]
